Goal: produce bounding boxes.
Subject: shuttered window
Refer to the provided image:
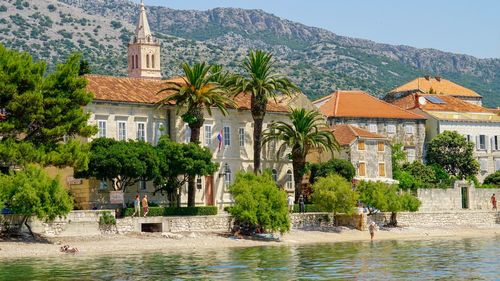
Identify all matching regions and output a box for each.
[358,162,366,177]
[378,163,386,177]
[358,140,365,151]
[378,141,385,152]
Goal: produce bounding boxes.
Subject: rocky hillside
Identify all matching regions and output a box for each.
[1,0,499,107]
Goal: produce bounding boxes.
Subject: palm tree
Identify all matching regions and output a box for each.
[229,50,299,173]
[263,108,339,201]
[158,62,235,207]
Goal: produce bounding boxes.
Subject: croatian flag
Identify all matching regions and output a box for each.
[217,129,223,151]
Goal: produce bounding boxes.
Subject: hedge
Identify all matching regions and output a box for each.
[293,204,322,213]
[123,206,218,217]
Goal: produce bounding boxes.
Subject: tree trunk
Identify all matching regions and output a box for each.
[251,94,267,174]
[23,216,35,238]
[187,115,203,207]
[389,212,398,227]
[292,154,306,203]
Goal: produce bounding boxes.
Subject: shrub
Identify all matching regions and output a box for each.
[123,206,217,217]
[311,174,358,216]
[99,211,116,225]
[0,5,7,12]
[228,172,290,234]
[483,171,500,187]
[309,159,356,183]
[47,4,56,12]
[292,204,321,213]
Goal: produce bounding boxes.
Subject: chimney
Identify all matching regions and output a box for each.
[435,76,441,81]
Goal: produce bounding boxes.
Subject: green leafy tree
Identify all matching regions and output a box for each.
[78,59,91,75]
[483,171,500,187]
[229,50,299,174]
[357,181,420,226]
[0,44,96,168]
[157,62,234,207]
[391,142,407,174]
[426,131,479,179]
[77,138,159,202]
[263,108,338,201]
[311,174,358,222]
[228,171,290,234]
[154,137,218,207]
[309,159,356,184]
[0,165,73,237]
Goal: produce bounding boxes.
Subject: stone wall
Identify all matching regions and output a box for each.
[416,181,500,212]
[290,213,365,231]
[370,211,499,227]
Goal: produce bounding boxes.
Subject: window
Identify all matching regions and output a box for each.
[117,121,127,140]
[377,141,385,152]
[156,123,165,144]
[491,136,499,151]
[131,55,134,69]
[495,158,500,171]
[135,55,138,69]
[238,128,245,147]
[196,177,203,190]
[98,120,107,138]
[99,180,108,190]
[358,162,366,177]
[184,124,191,143]
[479,158,488,172]
[405,125,414,134]
[272,169,278,182]
[378,163,386,177]
[146,54,150,68]
[477,135,487,150]
[223,163,232,185]
[223,126,231,146]
[136,122,146,141]
[466,134,472,143]
[406,148,416,162]
[368,124,378,133]
[357,140,365,151]
[286,170,293,189]
[152,54,155,68]
[387,124,396,134]
[204,125,212,146]
[269,140,277,154]
[139,180,147,191]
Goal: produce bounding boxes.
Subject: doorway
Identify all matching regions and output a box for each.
[205,176,214,206]
[461,186,469,209]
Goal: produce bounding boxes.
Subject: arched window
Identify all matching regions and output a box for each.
[146,54,150,68]
[135,55,138,69]
[272,169,278,182]
[131,55,134,69]
[151,54,155,68]
[286,170,293,189]
[224,163,232,185]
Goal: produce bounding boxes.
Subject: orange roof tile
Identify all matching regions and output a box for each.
[332,124,386,146]
[315,90,425,119]
[85,74,288,113]
[388,77,481,97]
[390,93,492,113]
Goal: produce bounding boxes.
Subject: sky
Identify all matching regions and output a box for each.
[136,0,500,59]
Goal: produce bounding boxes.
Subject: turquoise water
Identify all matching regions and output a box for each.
[0,236,498,280]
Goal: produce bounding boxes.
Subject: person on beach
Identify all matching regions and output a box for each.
[491,194,497,211]
[287,194,294,213]
[298,195,305,213]
[142,195,149,217]
[369,222,377,241]
[131,194,140,217]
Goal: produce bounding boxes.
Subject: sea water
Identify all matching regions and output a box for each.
[0,236,498,280]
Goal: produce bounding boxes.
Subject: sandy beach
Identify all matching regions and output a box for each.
[1,225,499,259]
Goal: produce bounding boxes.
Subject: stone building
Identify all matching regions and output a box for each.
[384,76,483,106]
[308,124,395,183]
[68,1,295,209]
[313,90,426,162]
[389,93,500,182]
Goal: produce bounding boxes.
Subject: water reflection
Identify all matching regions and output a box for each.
[0,236,498,280]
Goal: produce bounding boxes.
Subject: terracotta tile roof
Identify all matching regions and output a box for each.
[388,77,481,97]
[84,74,288,113]
[332,124,386,146]
[390,93,492,113]
[314,90,425,119]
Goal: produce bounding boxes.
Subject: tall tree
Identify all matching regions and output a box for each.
[157,62,234,207]
[426,131,479,179]
[0,44,96,169]
[229,50,299,174]
[263,108,338,201]
[154,137,217,207]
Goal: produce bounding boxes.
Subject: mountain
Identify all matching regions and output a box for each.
[1,0,499,107]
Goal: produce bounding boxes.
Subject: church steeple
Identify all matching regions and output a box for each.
[127,0,161,79]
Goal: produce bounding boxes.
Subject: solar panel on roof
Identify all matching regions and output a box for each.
[425,96,445,104]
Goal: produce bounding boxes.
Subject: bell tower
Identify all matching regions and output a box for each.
[128,0,161,79]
